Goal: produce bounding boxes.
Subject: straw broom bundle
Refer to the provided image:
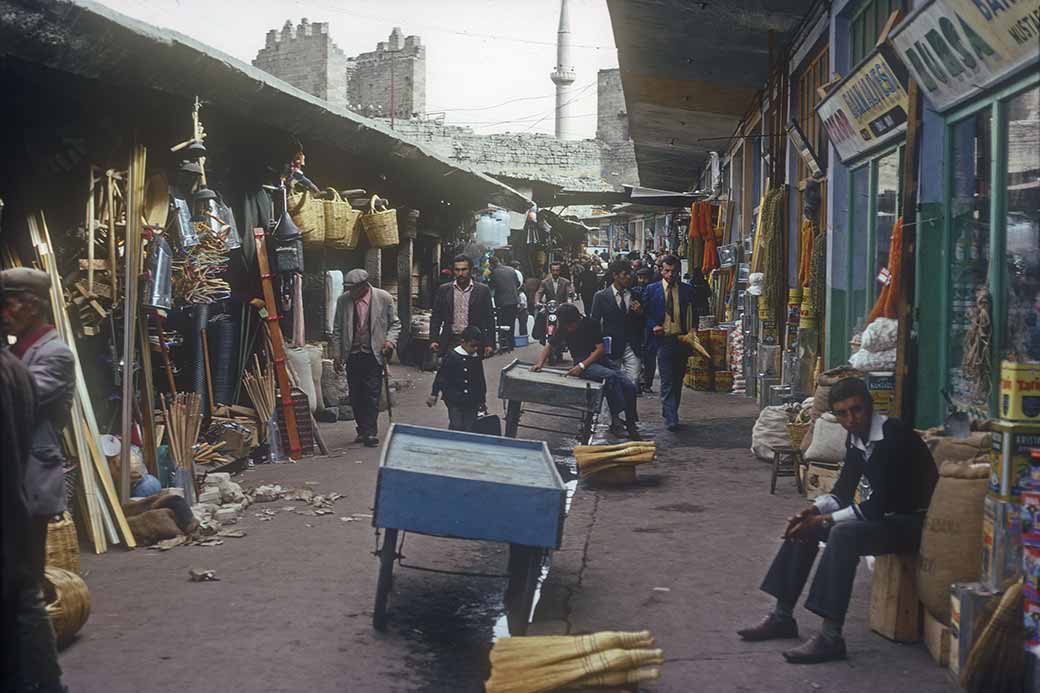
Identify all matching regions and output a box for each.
[242,355,276,440]
[573,441,655,455]
[490,631,654,673]
[160,393,203,471]
[574,445,656,471]
[486,647,664,693]
[960,581,1024,693]
[565,667,660,688]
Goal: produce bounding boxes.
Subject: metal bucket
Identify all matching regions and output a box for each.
[142,234,173,310]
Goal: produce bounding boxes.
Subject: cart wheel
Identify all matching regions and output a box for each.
[373,528,398,631]
[579,411,595,443]
[505,545,543,635]
[504,401,521,438]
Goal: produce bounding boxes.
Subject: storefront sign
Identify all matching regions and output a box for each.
[816,44,910,164]
[891,0,1040,112]
[786,118,824,177]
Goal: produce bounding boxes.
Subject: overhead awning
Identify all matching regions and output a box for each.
[552,185,706,207]
[606,0,808,191]
[0,0,532,213]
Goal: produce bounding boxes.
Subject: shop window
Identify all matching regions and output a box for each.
[873,149,900,302]
[1004,86,1040,362]
[850,0,905,66]
[948,110,992,408]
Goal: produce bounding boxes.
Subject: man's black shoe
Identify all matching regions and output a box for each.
[666,422,681,432]
[781,634,847,664]
[737,614,799,642]
[626,426,642,441]
[608,422,627,438]
[363,436,380,448]
[354,434,366,443]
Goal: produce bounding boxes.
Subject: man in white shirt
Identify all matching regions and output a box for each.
[589,260,641,385]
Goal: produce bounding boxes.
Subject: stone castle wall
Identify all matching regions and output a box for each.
[254,19,347,110]
[347,29,425,118]
[597,68,629,144]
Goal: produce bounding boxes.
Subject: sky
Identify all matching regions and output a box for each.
[95,0,619,138]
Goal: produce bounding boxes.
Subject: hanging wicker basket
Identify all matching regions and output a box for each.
[322,188,362,250]
[361,195,399,248]
[287,187,326,249]
[43,566,91,647]
[45,512,80,575]
[787,421,811,449]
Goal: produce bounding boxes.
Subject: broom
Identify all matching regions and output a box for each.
[565,667,661,689]
[573,441,655,455]
[486,648,664,693]
[490,631,654,673]
[575,447,656,469]
[960,580,1024,693]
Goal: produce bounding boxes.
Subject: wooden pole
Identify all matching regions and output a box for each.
[201,326,216,416]
[137,314,158,476]
[893,80,922,423]
[252,227,302,458]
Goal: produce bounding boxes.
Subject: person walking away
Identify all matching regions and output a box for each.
[488,256,520,352]
[578,262,599,315]
[589,260,640,387]
[0,268,71,693]
[426,326,487,432]
[642,255,696,431]
[690,268,712,318]
[332,269,401,447]
[633,267,655,394]
[510,262,529,337]
[429,255,494,358]
[531,304,639,440]
[738,377,937,663]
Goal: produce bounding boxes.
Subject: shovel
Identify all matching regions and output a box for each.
[941,388,971,438]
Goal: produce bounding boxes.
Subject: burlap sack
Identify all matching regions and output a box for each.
[931,432,990,465]
[751,406,790,461]
[917,461,990,624]
[813,366,865,417]
[804,413,847,463]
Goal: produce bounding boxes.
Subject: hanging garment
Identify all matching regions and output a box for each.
[324,270,344,335]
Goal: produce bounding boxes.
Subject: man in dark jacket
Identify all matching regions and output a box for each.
[430,255,494,358]
[737,377,938,664]
[488,256,520,352]
[589,260,640,386]
[427,326,487,432]
[578,263,600,314]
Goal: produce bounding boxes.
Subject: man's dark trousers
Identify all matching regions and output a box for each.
[347,351,382,438]
[761,514,924,623]
[447,405,479,432]
[656,336,686,427]
[496,305,518,350]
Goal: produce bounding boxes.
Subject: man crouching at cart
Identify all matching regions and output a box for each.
[737,377,937,663]
[531,303,639,440]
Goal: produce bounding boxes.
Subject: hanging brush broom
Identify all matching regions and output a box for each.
[573,441,656,455]
[960,580,1024,693]
[485,647,664,693]
[490,631,654,673]
[564,666,661,689]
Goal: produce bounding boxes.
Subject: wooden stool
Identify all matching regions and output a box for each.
[869,554,922,642]
[770,446,804,495]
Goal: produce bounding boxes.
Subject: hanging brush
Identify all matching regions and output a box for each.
[961,580,1024,693]
[490,631,654,673]
[485,647,664,693]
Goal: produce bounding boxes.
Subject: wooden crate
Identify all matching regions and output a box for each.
[869,554,922,642]
[923,609,950,667]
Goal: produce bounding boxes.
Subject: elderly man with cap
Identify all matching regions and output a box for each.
[332,269,402,447]
[0,267,72,692]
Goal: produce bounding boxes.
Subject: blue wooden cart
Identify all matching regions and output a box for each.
[372,424,566,633]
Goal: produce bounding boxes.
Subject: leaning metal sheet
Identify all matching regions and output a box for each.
[498,360,604,411]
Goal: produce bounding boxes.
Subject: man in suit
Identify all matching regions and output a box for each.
[589,259,640,386]
[633,267,655,393]
[332,269,402,447]
[488,256,521,352]
[0,267,71,693]
[642,255,697,431]
[430,255,494,358]
[537,262,572,304]
[578,262,600,314]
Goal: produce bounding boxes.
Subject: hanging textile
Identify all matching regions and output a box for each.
[324,270,343,334]
[292,274,305,346]
[867,218,904,323]
[797,218,814,288]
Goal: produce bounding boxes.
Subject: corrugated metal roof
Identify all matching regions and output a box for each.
[0,0,532,212]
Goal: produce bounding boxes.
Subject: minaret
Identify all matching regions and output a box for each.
[550,0,578,140]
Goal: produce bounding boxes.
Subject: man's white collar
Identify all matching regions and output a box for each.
[453,346,469,355]
[852,414,887,451]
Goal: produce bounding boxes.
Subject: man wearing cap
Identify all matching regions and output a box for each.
[0,267,72,692]
[332,269,401,447]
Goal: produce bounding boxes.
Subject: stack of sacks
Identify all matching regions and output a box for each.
[729,328,746,394]
[849,317,898,371]
[486,630,663,693]
[575,442,656,480]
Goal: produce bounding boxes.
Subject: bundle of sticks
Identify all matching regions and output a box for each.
[486,630,663,693]
[242,355,276,441]
[160,392,203,502]
[574,441,657,479]
[192,440,231,466]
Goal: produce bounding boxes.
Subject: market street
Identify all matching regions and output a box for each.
[58,343,957,692]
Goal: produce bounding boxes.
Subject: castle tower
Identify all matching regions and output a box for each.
[253,19,348,110]
[550,0,578,140]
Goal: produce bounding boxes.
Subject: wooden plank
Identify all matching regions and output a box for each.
[893,80,922,422]
[869,554,922,642]
[923,609,951,667]
[138,315,158,476]
[119,145,146,502]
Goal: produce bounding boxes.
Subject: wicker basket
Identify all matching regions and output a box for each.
[787,421,811,448]
[322,188,362,250]
[46,512,80,575]
[287,187,326,249]
[361,195,399,248]
[43,566,91,647]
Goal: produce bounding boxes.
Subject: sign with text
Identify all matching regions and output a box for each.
[816,44,911,164]
[891,0,1040,112]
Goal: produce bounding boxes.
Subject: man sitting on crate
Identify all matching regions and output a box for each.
[737,377,938,664]
[333,269,401,448]
[531,303,639,441]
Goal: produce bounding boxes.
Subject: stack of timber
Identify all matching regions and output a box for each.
[574,442,657,483]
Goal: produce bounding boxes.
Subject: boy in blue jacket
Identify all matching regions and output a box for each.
[427,326,487,432]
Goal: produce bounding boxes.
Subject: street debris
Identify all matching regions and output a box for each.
[217,529,247,538]
[188,568,219,582]
[149,535,189,551]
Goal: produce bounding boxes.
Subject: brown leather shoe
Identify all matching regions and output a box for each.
[782,634,847,664]
[737,614,799,642]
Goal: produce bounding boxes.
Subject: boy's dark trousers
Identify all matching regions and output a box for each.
[446,404,479,432]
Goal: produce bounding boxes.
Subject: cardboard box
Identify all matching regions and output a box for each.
[923,609,951,667]
[714,370,734,393]
[869,554,921,642]
[1024,546,1040,596]
[980,495,1023,590]
[1022,486,1040,546]
[990,421,1040,501]
[949,582,1003,677]
[803,462,841,500]
[1027,589,1040,651]
[867,371,896,416]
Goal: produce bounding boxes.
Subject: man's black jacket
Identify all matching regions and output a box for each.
[429,281,494,352]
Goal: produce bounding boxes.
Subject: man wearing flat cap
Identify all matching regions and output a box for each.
[1,267,72,692]
[332,269,401,447]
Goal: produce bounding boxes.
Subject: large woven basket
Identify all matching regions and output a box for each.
[288,188,326,249]
[787,421,811,448]
[361,195,399,248]
[43,566,91,647]
[322,188,362,250]
[46,512,80,574]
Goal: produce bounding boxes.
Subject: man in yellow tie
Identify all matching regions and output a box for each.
[642,255,697,431]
